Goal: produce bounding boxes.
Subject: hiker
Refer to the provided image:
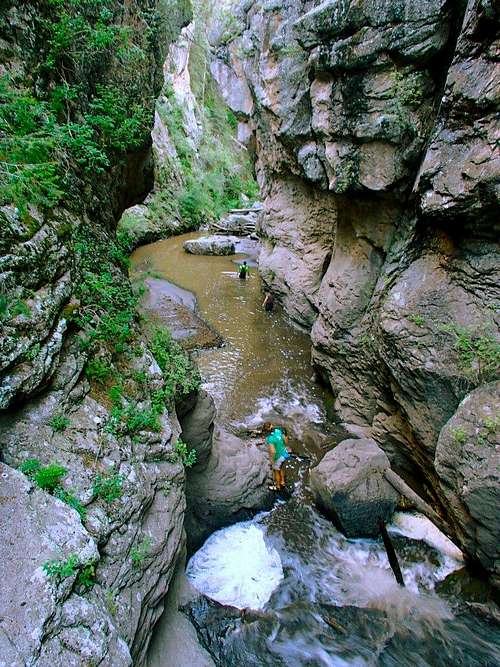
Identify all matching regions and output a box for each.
[262,290,275,312]
[266,427,291,491]
[238,260,249,280]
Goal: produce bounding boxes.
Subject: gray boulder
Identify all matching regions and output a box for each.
[309,438,399,537]
[183,236,237,255]
[435,382,500,587]
[185,428,273,551]
[0,464,131,666]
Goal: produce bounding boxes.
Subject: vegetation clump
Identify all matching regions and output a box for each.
[18,458,86,519]
[169,438,197,468]
[43,554,80,582]
[92,471,124,503]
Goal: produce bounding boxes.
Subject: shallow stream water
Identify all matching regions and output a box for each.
[132,233,500,667]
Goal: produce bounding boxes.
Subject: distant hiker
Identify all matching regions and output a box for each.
[266,427,291,491]
[239,260,249,280]
[262,290,275,312]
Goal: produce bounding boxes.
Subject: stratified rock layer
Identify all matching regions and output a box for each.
[211,0,500,581]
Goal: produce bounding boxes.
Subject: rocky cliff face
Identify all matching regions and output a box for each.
[0,1,197,664]
[212,0,499,583]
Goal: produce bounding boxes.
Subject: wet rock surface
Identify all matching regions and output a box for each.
[310,438,399,537]
[139,277,223,350]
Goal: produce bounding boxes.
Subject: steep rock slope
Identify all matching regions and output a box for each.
[212,0,500,581]
[118,2,258,250]
[0,1,197,664]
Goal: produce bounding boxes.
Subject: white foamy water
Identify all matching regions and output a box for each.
[390,511,464,561]
[187,509,463,625]
[186,520,283,609]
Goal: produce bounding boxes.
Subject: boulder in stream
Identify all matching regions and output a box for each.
[183,236,237,255]
[185,428,273,552]
[309,438,399,538]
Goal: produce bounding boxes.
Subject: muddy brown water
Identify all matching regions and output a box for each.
[131,231,336,460]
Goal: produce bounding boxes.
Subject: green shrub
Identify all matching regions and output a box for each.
[442,323,500,384]
[76,562,96,589]
[450,427,467,444]
[19,458,67,493]
[171,439,197,468]
[43,554,79,581]
[85,358,113,384]
[150,328,201,401]
[54,487,87,521]
[130,536,152,568]
[408,313,425,327]
[19,458,42,478]
[93,472,124,503]
[34,464,67,492]
[48,414,70,432]
[484,416,499,434]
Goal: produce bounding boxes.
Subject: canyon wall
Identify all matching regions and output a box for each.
[212,0,500,584]
[0,1,197,664]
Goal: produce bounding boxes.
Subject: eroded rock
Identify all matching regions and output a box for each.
[435,382,500,586]
[185,428,273,552]
[309,438,399,537]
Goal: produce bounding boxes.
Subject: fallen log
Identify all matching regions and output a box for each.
[383,469,450,538]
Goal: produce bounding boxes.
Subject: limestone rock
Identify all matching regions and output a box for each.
[435,382,500,586]
[183,236,237,256]
[309,438,399,537]
[185,428,273,551]
[0,464,130,666]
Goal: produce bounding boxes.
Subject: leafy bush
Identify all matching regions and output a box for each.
[76,562,96,589]
[443,323,500,384]
[171,439,197,468]
[85,358,113,384]
[92,472,124,503]
[48,414,70,432]
[43,554,79,581]
[130,536,152,568]
[19,459,67,492]
[0,0,159,213]
[150,328,201,401]
[34,464,68,492]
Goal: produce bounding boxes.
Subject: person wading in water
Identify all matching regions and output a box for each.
[238,260,249,280]
[262,289,275,312]
[266,427,291,491]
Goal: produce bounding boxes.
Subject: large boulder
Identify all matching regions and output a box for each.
[309,438,399,537]
[183,236,237,255]
[185,428,273,552]
[435,382,500,587]
[0,464,130,666]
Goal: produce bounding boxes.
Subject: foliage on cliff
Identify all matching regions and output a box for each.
[0,0,191,217]
[146,0,257,232]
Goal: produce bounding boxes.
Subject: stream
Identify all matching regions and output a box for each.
[131,232,500,667]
